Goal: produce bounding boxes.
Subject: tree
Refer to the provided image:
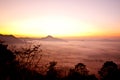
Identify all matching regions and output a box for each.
[98,61,120,80]
[12,44,42,70]
[46,61,58,80]
[0,43,44,80]
[68,63,89,80]
[75,63,89,76]
[0,43,17,80]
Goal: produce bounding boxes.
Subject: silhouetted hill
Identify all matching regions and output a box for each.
[0,34,24,44]
[40,35,66,42]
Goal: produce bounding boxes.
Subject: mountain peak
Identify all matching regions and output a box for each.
[40,35,66,42]
[46,35,54,38]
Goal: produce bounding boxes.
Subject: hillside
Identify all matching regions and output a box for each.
[0,34,24,44]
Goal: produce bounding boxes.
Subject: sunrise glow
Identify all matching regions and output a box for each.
[0,0,120,38]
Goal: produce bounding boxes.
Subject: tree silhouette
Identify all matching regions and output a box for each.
[12,44,42,70]
[46,61,58,80]
[0,43,44,80]
[98,61,120,80]
[75,63,89,76]
[0,43,18,80]
[67,63,98,80]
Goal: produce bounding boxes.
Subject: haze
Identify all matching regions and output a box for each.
[8,40,120,75]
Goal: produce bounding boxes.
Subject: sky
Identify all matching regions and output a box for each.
[0,0,120,38]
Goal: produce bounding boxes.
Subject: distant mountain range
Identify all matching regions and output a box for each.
[0,34,24,44]
[0,34,66,43]
[40,35,66,42]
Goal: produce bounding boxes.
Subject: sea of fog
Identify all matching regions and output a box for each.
[8,40,120,75]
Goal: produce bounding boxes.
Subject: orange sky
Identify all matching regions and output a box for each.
[0,0,120,38]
